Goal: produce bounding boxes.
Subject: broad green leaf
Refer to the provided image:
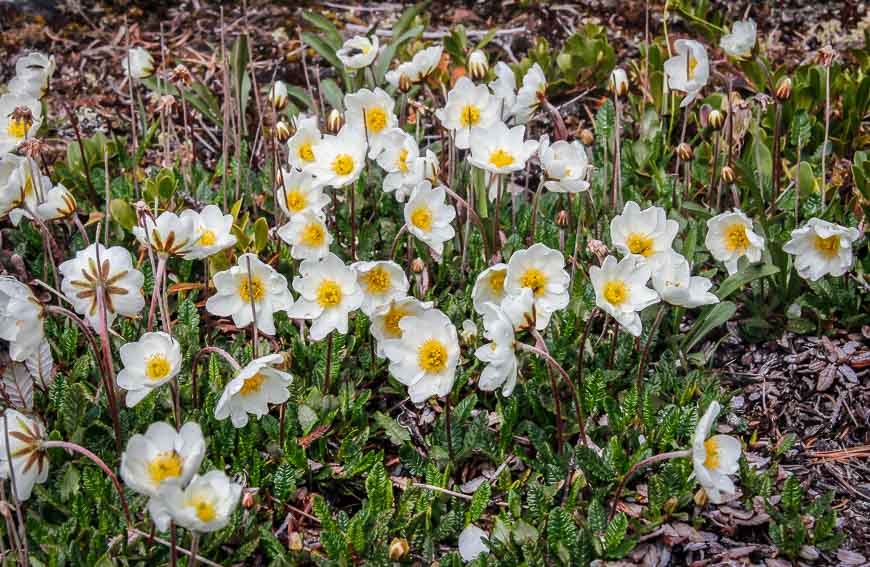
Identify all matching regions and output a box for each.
[302,10,343,50]
[682,301,737,353]
[715,264,780,301]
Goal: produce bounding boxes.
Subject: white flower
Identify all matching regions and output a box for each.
[511,63,546,124]
[610,201,679,260]
[344,88,396,158]
[8,52,55,98]
[720,20,756,59]
[705,209,764,275]
[383,308,459,403]
[460,319,478,342]
[435,76,499,150]
[692,401,741,504]
[467,49,488,79]
[277,209,332,261]
[398,45,443,83]
[268,81,288,110]
[471,263,508,315]
[0,409,48,501]
[404,182,456,255]
[590,255,660,337]
[609,67,629,96]
[116,332,182,407]
[3,157,53,226]
[308,125,367,188]
[337,35,379,69]
[122,47,155,80]
[287,115,322,170]
[475,303,518,396]
[648,251,719,309]
[181,205,237,260]
[422,149,441,185]
[370,296,432,357]
[489,62,517,121]
[504,243,570,327]
[59,243,145,327]
[0,276,44,361]
[782,218,861,281]
[664,39,709,107]
[276,168,329,218]
[286,252,363,340]
[458,524,490,562]
[155,470,242,532]
[120,421,205,527]
[469,122,539,175]
[205,253,294,335]
[215,353,292,428]
[500,287,540,331]
[539,134,590,193]
[351,261,409,317]
[133,210,197,257]
[35,183,76,221]
[376,129,425,199]
[0,93,42,154]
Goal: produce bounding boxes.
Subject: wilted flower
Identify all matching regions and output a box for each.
[277,209,333,261]
[396,45,443,83]
[180,205,237,260]
[590,255,660,337]
[133,210,196,258]
[436,76,498,149]
[8,52,55,99]
[467,49,488,80]
[268,81,289,111]
[468,122,539,176]
[458,524,490,562]
[692,401,741,504]
[376,128,425,200]
[117,331,182,407]
[720,20,756,59]
[511,63,547,124]
[504,243,570,329]
[59,243,146,327]
[344,88,396,158]
[383,308,459,403]
[308,125,367,188]
[609,67,629,97]
[276,168,329,219]
[286,252,364,340]
[539,134,591,193]
[471,263,508,315]
[404,181,456,255]
[648,251,720,308]
[475,303,518,396]
[610,201,679,260]
[155,470,242,532]
[0,94,42,154]
[286,115,322,170]
[0,409,48,501]
[664,39,709,107]
[370,296,432,357]
[389,537,410,560]
[336,35,379,70]
[215,353,292,428]
[782,218,861,281]
[35,183,76,221]
[122,47,155,80]
[705,210,764,275]
[0,276,44,361]
[206,253,294,335]
[351,260,409,317]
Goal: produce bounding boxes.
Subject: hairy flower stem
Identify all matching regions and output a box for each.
[635,304,667,428]
[63,103,100,208]
[147,255,168,333]
[443,185,491,261]
[41,440,133,528]
[190,346,241,409]
[821,64,830,208]
[709,133,721,209]
[0,480,22,566]
[527,177,546,245]
[672,109,689,210]
[768,101,783,216]
[389,225,409,260]
[612,94,623,210]
[245,255,260,359]
[323,331,334,392]
[45,304,109,391]
[2,415,29,566]
[444,394,454,461]
[189,533,201,567]
[608,449,691,521]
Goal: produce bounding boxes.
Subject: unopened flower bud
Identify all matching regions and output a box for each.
[693,487,708,507]
[609,67,629,97]
[579,128,594,146]
[389,537,409,560]
[288,531,303,551]
[816,45,836,67]
[169,64,192,87]
[677,142,694,161]
[555,209,569,228]
[411,257,425,274]
[326,108,343,134]
[721,165,736,184]
[269,81,289,111]
[775,77,792,101]
[467,50,488,81]
[708,109,726,130]
[587,239,609,263]
[398,73,413,93]
[460,319,477,344]
[275,120,292,143]
[242,491,255,509]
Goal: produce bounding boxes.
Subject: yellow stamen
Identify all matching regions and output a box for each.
[300,222,325,247]
[723,223,749,253]
[460,104,480,127]
[410,206,432,232]
[383,304,409,337]
[187,495,217,523]
[365,107,387,133]
[145,355,171,381]
[520,268,547,297]
[363,266,391,294]
[147,451,183,483]
[687,55,698,81]
[316,280,342,308]
[397,148,409,173]
[489,149,514,169]
[814,235,840,258]
[703,437,720,469]
[489,270,506,295]
[238,276,265,303]
[331,154,355,176]
[418,338,448,373]
[286,189,307,213]
[626,233,654,256]
[299,142,315,162]
[603,280,628,306]
[199,229,216,246]
[7,119,29,139]
[239,372,266,396]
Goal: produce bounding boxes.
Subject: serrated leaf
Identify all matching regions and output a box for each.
[373,411,410,445]
[467,482,491,523]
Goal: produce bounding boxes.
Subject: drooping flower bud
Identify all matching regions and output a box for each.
[555,209,569,228]
[721,165,736,184]
[275,120,292,143]
[389,538,410,560]
[775,77,792,101]
[398,73,413,93]
[326,108,344,134]
[677,142,694,161]
[269,81,289,111]
[708,109,726,130]
[609,67,629,97]
[579,128,594,146]
[411,257,425,274]
[467,50,488,81]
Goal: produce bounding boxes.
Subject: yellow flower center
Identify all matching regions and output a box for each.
[397,148,409,173]
[300,222,326,247]
[187,495,217,523]
[332,154,355,176]
[703,437,720,469]
[147,451,183,483]
[7,119,29,139]
[238,275,265,303]
[489,149,515,169]
[723,223,749,253]
[286,189,307,213]
[239,372,266,396]
[365,107,388,133]
[410,206,433,232]
[814,235,840,258]
[626,233,654,256]
[316,279,342,308]
[363,266,391,294]
[299,142,315,162]
[520,268,547,297]
[489,270,506,295]
[145,354,171,381]
[418,338,448,373]
[687,55,698,81]
[603,280,628,306]
[460,104,480,127]
[383,304,410,337]
[199,229,216,246]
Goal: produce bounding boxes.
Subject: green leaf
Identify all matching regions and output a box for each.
[302,11,343,50]
[320,78,346,113]
[603,512,627,554]
[365,461,394,513]
[715,264,780,301]
[301,32,345,78]
[467,482,491,523]
[373,411,411,446]
[682,301,737,353]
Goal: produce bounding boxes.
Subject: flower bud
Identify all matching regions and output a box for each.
[775,77,792,101]
[411,257,425,274]
[579,128,594,146]
[677,142,694,161]
[460,319,478,345]
[242,491,255,509]
[720,165,736,184]
[609,67,629,97]
[555,209,569,228]
[326,108,344,134]
[288,531,303,551]
[269,81,289,111]
[398,73,413,93]
[707,109,726,131]
[467,50,489,81]
[169,64,192,87]
[587,239,609,263]
[275,120,292,143]
[389,537,410,560]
